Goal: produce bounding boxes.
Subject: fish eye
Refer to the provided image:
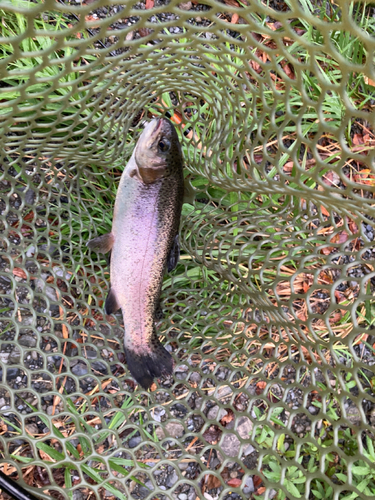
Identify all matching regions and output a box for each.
[158,138,171,153]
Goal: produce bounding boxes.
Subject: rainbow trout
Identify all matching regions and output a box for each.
[88,118,184,389]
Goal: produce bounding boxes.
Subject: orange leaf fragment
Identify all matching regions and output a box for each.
[13,267,27,279]
[353,133,364,146]
[330,231,348,244]
[227,478,242,487]
[320,205,330,216]
[231,13,239,23]
[145,0,154,8]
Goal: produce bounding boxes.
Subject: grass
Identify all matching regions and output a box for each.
[1,0,375,499]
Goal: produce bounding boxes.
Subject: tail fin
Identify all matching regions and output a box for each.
[125,342,174,390]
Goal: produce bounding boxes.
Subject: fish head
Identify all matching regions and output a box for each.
[135,118,182,184]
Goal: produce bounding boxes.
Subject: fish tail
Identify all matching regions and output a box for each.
[125,338,174,390]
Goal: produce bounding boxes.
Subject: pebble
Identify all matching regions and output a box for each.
[207,405,228,420]
[91,361,108,375]
[220,433,240,457]
[243,444,254,456]
[237,416,252,439]
[165,469,179,488]
[243,477,255,495]
[151,408,166,422]
[128,436,142,448]
[189,372,201,384]
[26,246,35,258]
[165,422,185,438]
[19,334,37,347]
[179,1,192,10]
[345,405,361,425]
[179,494,188,500]
[0,353,9,364]
[71,363,88,377]
[52,267,72,280]
[6,368,19,381]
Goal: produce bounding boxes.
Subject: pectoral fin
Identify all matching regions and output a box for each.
[87,233,114,254]
[167,234,180,273]
[105,287,121,315]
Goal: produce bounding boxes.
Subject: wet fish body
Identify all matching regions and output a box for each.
[88,118,184,389]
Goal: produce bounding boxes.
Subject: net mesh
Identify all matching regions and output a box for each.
[1,0,375,498]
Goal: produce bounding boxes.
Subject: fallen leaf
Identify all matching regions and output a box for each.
[227,478,242,487]
[353,133,364,145]
[334,290,346,304]
[13,268,27,279]
[364,76,375,87]
[139,27,153,37]
[255,380,266,395]
[205,474,221,490]
[220,409,234,426]
[85,15,100,28]
[323,171,340,187]
[203,425,222,445]
[347,217,359,235]
[253,476,263,488]
[320,246,334,255]
[231,13,239,23]
[353,169,375,186]
[266,21,283,30]
[282,62,295,79]
[145,0,154,8]
[320,205,330,216]
[250,59,262,74]
[330,231,348,244]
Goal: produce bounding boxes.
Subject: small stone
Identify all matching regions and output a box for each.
[151,408,165,423]
[19,334,37,347]
[73,490,85,500]
[26,246,35,258]
[71,363,88,377]
[6,368,19,381]
[0,353,9,364]
[165,422,184,438]
[165,469,179,488]
[207,405,228,421]
[52,266,72,280]
[189,372,201,384]
[220,433,240,457]
[0,399,6,408]
[155,427,165,440]
[179,494,188,500]
[244,444,254,456]
[237,416,252,439]
[47,406,59,415]
[25,423,39,435]
[345,405,362,426]
[179,1,192,10]
[91,361,108,375]
[242,476,254,494]
[128,436,142,448]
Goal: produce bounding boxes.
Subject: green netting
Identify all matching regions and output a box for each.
[1,0,375,498]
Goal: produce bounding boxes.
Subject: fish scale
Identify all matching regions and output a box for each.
[88,118,184,389]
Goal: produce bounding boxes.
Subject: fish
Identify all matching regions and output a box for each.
[87,117,184,389]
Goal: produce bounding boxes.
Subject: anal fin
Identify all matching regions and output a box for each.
[87,233,114,254]
[105,287,121,315]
